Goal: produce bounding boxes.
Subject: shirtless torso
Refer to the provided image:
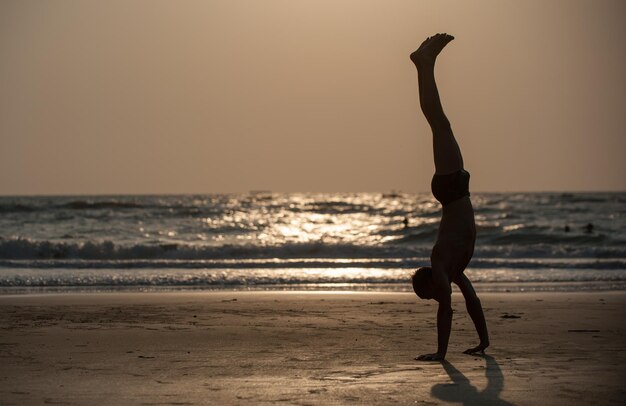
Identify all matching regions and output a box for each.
[435,196,476,283]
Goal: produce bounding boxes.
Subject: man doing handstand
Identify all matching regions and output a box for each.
[410,33,489,361]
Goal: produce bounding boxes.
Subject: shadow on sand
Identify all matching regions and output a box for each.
[431,355,514,406]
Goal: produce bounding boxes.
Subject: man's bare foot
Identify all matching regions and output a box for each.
[415,352,445,361]
[410,33,454,68]
[463,341,489,355]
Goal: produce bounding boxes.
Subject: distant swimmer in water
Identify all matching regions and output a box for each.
[409,34,489,361]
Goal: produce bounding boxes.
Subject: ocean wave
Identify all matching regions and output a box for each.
[1,237,625,263]
[59,200,146,210]
[0,237,416,261]
[300,201,381,214]
[556,193,624,204]
[1,257,625,271]
[483,232,610,245]
[0,203,38,213]
[0,200,147,213]
[1,267,625,288]
[391,228,440,243]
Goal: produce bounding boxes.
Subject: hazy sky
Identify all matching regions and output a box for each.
[1,0,625,195]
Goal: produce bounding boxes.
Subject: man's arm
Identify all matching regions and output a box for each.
[456,273,489,354]
[436,292,453,356]
[416,264,452,361]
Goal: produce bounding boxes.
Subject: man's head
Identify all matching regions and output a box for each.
[412,267,433,299]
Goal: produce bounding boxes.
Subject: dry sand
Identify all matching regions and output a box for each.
[0,291,624,405]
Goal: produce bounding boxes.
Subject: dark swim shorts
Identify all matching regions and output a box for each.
[431,169,470,206]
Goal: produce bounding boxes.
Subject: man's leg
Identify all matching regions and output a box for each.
[411,34,464,175]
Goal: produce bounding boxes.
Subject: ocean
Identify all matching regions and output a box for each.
[0,192,624,293]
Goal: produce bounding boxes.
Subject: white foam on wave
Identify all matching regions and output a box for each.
[1,267,626,290]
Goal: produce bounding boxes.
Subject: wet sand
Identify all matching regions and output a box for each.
[0,291,624,405]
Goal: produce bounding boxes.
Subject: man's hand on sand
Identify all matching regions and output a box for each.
[415,352,445,361]
[463,343,488,355]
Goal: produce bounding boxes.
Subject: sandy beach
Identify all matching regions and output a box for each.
[0,291,624,405]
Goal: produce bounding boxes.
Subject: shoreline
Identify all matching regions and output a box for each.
[1,291,625,405]
[1,279,626,296]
